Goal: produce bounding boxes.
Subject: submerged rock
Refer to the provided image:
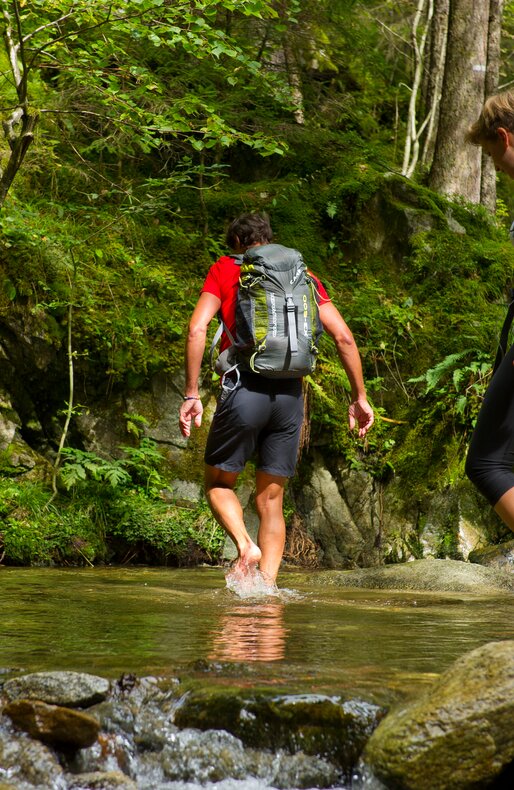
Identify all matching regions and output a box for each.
[311,558,514,593]
[66,771,137,789]
[174,690,383,777]
[160,727,339,788]
[3,671,110,708]
[363,640,514,789]
[4,699,100,748]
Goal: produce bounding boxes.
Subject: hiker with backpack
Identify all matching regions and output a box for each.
[179,213,374,587]
[465,91,514,533]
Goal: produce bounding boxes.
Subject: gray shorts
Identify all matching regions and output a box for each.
[204,372,304,478]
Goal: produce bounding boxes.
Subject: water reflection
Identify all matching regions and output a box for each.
[209,603,288,662]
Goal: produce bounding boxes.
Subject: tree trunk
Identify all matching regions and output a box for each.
[480,0,504,211]
[428,0,490,201]
[421,0,449,169]
[0,111,38,209]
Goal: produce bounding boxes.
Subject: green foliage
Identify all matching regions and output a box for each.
[0,0,299,211]
[408,350,492,434]
[0,479,104,565]
[61,436,166,495]
[0,474,224,568]
[107,493,225,563]
[60,448,132,490]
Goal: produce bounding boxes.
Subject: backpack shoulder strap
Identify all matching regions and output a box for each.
[208,253,241,369]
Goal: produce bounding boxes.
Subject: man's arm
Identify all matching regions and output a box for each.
[179,291,221,438]
[318,301,374,438]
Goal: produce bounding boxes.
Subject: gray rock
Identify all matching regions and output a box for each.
[296,453,366,567]
[0,389,44,470]
[75,398,128,458]
[445,209,467,235]
[161,479,202,504]
[0,729,64,788]
[126,371,193,450]
[310,558,514,593]
[0,411,17,449]
[174,689,383,773]
[419,483,501,561]
[379,476,419,563]
[403,206,436,236]
[160,727,340,787]
[363,640,514,789]
[4,671,110,708]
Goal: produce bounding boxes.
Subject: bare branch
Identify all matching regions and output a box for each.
[1,0,22,91]
[402,0,433,178]
[11,0,29,105]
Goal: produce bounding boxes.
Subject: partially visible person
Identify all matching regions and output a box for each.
[179,213,374,586]
[465,90,514,530]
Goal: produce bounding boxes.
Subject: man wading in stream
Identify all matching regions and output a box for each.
[178,213,374,588]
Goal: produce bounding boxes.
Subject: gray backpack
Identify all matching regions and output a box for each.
[211,243,323,380]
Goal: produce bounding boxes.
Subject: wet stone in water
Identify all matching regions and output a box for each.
[4,699,100,749]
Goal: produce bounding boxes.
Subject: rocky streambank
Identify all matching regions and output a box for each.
[0,668,382,790]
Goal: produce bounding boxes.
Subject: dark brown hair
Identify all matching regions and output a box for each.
[226,213,273,250]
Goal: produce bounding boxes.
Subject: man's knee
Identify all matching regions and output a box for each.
[204,465,239,496]
[255,487,284,519]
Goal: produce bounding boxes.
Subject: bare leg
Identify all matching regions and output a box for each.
[494,486,514,532]
[205,464,261,569]
[255,471,287,584]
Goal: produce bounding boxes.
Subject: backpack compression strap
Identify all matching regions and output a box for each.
[285,294,298,354]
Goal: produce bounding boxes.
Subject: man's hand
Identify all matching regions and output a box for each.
[348,398,374,438]
[179,398,203,438]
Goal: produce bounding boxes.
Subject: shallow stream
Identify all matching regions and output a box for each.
[3,565,514,697]
[2,566,514,789]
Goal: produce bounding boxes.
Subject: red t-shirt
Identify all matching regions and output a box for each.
[202,255,331,351]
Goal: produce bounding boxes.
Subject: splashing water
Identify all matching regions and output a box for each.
[225,565,280,599]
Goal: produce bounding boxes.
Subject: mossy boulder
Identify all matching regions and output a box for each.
[363,640,514,789]
[174,689,383,776]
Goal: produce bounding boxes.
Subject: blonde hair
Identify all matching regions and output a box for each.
[467,91,514,144]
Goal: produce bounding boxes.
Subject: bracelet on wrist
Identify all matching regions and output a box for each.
[183,395,200,401]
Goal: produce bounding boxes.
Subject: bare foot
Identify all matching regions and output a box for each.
[236,541,261,574]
